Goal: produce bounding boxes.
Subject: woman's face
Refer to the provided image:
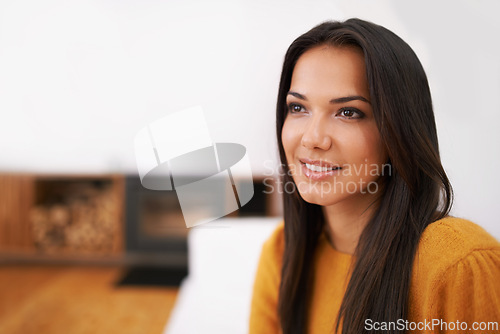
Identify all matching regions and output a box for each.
[282,45,388,207]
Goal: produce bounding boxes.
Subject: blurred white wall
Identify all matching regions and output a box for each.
[0,0,498,238]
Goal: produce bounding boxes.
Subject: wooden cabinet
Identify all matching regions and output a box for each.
[0,174,34,252]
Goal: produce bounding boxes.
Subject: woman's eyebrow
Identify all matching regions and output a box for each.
[330,95,371,104]
[287,91,370,104]
[287,91,307,100]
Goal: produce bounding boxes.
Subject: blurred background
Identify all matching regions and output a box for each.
[0,0,499,333]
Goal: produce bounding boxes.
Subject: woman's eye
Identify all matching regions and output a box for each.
[287,103,305,113]
[338,108,364,119]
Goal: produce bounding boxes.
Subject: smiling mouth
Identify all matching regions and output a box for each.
[304,163,341,172]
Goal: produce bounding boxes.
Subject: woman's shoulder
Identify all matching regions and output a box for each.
[250,221,285,333]
[414,216,500,279]
[419,216,499,256]
[261,221,285,262]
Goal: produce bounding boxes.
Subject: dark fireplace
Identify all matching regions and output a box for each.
[124,175,188,268]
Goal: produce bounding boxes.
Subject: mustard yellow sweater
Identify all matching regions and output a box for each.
[249,217,500,333]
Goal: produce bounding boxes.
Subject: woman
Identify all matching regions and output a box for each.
[250,18,500,334]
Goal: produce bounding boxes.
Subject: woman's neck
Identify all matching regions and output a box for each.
[322,192,381,255]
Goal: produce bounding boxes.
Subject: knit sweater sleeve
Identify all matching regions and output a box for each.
[249,223,284,334]
[432,248,500,333]
[409,218,500,334]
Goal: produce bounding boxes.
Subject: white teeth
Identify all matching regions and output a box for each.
[305,163,337,172]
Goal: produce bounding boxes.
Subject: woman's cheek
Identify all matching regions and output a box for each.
[281,119,300,157]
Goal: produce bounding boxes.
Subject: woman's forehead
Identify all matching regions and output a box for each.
[289,45,369,101]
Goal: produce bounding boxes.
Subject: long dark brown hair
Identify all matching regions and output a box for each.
[276,18,453,334]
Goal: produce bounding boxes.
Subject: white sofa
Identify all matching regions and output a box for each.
[163,217,282,334]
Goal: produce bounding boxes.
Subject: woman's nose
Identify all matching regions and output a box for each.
[300,114,332,150]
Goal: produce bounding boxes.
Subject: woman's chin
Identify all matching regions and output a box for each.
[297,190,345,207]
